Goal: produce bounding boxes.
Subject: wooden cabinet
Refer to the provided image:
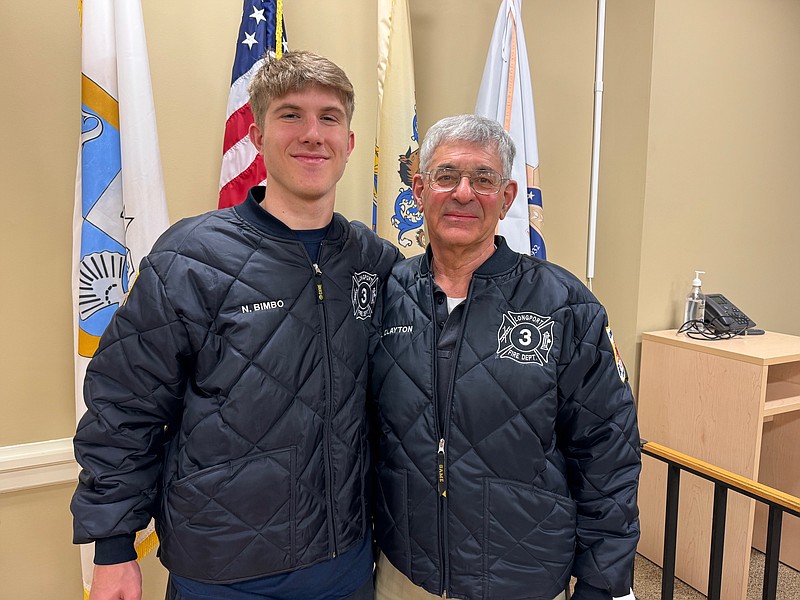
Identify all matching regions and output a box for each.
[636,330,800,600]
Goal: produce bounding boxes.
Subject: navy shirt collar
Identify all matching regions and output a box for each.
[420,236,520,278]
[234,186,345,243]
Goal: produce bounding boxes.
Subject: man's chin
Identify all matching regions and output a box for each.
[432,232,492,249]
[294,188,336,204]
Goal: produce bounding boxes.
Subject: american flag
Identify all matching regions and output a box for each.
[219,0,287,208]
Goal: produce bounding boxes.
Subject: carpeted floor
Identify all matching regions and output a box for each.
[632,550,800,600]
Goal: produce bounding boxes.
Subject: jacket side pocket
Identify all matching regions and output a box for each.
[162,447,297,581]
[483,478,576,600]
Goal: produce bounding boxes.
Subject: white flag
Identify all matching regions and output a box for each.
[476,0,545,258]
[74,0,169,595]
[374,0,425,256]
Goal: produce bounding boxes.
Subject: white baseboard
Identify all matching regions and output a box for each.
[0,438,79,494]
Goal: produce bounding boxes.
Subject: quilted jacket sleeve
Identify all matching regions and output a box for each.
[556,302,641,597]
[71,252,193,555]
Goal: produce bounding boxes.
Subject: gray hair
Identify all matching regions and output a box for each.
[418,114,516,178]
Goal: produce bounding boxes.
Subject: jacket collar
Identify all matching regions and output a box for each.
[234,186,347,244]
[420,236,520,278]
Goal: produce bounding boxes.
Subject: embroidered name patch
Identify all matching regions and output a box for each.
[351,271,378,320]
[382,325,413,337]
[497,311,554,365]
[240,300,285,313]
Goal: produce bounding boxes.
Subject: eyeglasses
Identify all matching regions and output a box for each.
[422,168,507,195]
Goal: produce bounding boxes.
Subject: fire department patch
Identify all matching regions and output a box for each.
[351,271,378,320]
[605,326,627,382]
[496,311,554,365]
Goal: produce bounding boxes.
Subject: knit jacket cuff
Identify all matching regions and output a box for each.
[93,534,137,565]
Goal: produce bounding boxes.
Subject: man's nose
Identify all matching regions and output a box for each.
[452,175,474,202]
[300,118,322,143]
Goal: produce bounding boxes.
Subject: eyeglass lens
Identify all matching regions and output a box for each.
[429,168,502,194]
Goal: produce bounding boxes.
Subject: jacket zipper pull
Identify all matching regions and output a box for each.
[437,438,446,497]
[313,264,324,302]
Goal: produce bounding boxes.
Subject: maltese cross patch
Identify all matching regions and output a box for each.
[497,311,554,365]
[351,271,378,320]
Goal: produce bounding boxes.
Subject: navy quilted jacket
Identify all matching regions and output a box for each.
[72,188,399,583]
[370,239,640,600]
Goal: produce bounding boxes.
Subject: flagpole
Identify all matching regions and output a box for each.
[586,0,606,290]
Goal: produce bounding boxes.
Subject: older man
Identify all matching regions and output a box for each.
[369,115,640,600]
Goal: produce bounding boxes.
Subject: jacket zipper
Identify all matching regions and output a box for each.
[313,257,339,558]
[429,281,447,595]
[437,438,446,496]
[437,436,448,596]
[432,276,474,597]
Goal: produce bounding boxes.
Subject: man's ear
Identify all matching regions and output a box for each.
[248,122,264,155]
[412,173,425,212]
[499,179,518,219]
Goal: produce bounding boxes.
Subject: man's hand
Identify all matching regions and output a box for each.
[89,561,143,600]
[571,579,637,600]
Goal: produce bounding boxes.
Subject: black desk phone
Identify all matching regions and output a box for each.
[704,293,756,333]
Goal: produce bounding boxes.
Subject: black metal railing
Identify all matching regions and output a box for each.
[641,440,800,600]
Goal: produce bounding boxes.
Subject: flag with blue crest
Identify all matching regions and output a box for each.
[374,0,425,255]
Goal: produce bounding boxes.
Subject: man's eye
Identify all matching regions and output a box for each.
[475,172,499,184]
[437,175,456,183]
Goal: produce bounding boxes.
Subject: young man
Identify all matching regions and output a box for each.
[71,51,399,600]
[370,115,640,600]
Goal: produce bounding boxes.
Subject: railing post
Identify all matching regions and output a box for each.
[662,463,681,600]
[707,483,728,600]
[762,506,783,600]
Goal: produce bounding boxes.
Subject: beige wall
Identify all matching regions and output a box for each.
[636,0,800,342]
[2,0,799,596]
[594,0,800,378]
[0,483,168,598]
[591,0,655,373]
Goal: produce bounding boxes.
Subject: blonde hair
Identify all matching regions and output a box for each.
[248,50,355,127]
